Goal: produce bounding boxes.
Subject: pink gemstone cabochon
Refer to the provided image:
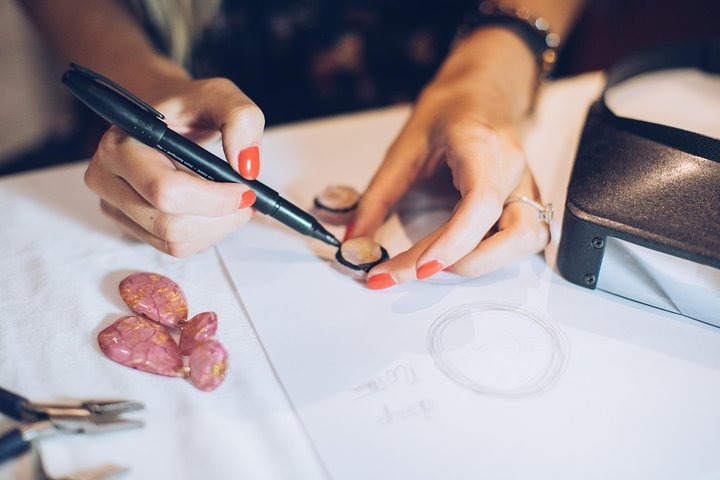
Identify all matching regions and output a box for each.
[188,340,228,392]
[179,312,218,355]
[98,315,184,378]
[119,272,189,327]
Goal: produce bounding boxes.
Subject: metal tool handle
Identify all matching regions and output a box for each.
[0,428,30,465]
[0,386,29,421]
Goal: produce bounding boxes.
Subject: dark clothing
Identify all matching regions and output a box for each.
[191,0,471,124]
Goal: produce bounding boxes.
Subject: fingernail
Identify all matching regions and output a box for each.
[442,266,453,273]
[343,222,356,242]
[367,273,396,290]
[239,190,257,209]
[416,260,444,280]
[238,146,260,180]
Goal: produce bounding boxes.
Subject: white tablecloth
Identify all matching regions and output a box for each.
[0,164,324,478]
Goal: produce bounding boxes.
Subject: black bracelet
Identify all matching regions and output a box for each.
[457,1,561,80]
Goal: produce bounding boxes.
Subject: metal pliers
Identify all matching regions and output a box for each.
[0,386,144,465]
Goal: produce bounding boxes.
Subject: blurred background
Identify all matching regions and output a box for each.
[1,0,718,176]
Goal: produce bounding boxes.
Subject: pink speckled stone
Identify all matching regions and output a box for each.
[188,340,228,392]
[98,316,184,378]
[179,312,218,355]
[119,272,188,328]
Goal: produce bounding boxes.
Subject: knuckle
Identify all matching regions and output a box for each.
[231,104,265,131]
[444,122,470,144]
[145,177,178,212]
[164,241,193,258]
[97,129,122,158]
[152,213,187,243]
[515,224,548,253]
[83,159,101,192]
[446,119,498,145]
[200,77,237,94]
[95,128,135,171]
[199,77,240,92]
[475,124,500,146]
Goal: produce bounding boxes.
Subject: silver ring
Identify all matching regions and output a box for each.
[503,196,553,224]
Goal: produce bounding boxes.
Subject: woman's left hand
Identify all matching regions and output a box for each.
[349,29,551,288]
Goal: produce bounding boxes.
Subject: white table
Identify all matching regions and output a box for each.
[1,72,718,480]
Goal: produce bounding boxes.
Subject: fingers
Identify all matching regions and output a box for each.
[412,126,526,274]
[452,168,551,277]
[351,120,432,238]
[86,128,255,257]
[450,200,550,277]
[95,173,253,258]
[84,77,265,257]
[100,200,252,257]
[160,78,265,180]
[366,200,549,288]
[412,187,502,276]
[366,229,443,288]
[89,128,256,217]
[365,166,549,289]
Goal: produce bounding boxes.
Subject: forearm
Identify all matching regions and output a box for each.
[425,0,586,124]
[19,0,189,98]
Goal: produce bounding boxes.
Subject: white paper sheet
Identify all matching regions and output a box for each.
[218,75,720,479]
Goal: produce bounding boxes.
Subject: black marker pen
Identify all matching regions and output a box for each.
[62,64,340,248]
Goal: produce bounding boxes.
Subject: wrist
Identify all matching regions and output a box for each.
[458,1,561,81]
[423,28,538,124]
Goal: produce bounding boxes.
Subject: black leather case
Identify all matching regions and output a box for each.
[557,41,720,289]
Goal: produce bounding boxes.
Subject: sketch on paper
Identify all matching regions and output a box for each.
[426,303,569,397]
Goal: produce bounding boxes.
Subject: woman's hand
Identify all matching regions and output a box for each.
[84,77,265,257]
[21,0,265,257]
[349,28,551,288]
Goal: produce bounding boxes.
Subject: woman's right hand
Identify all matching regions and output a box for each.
[84,77,265,257]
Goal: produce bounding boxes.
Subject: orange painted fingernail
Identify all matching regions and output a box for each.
[239,190,256,209]
[343,222,356,242]
[238,146,260,180]
[367,273,396,290]
[416,260,444,280]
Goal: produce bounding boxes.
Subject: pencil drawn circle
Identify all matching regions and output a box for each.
[427,303,569,397]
